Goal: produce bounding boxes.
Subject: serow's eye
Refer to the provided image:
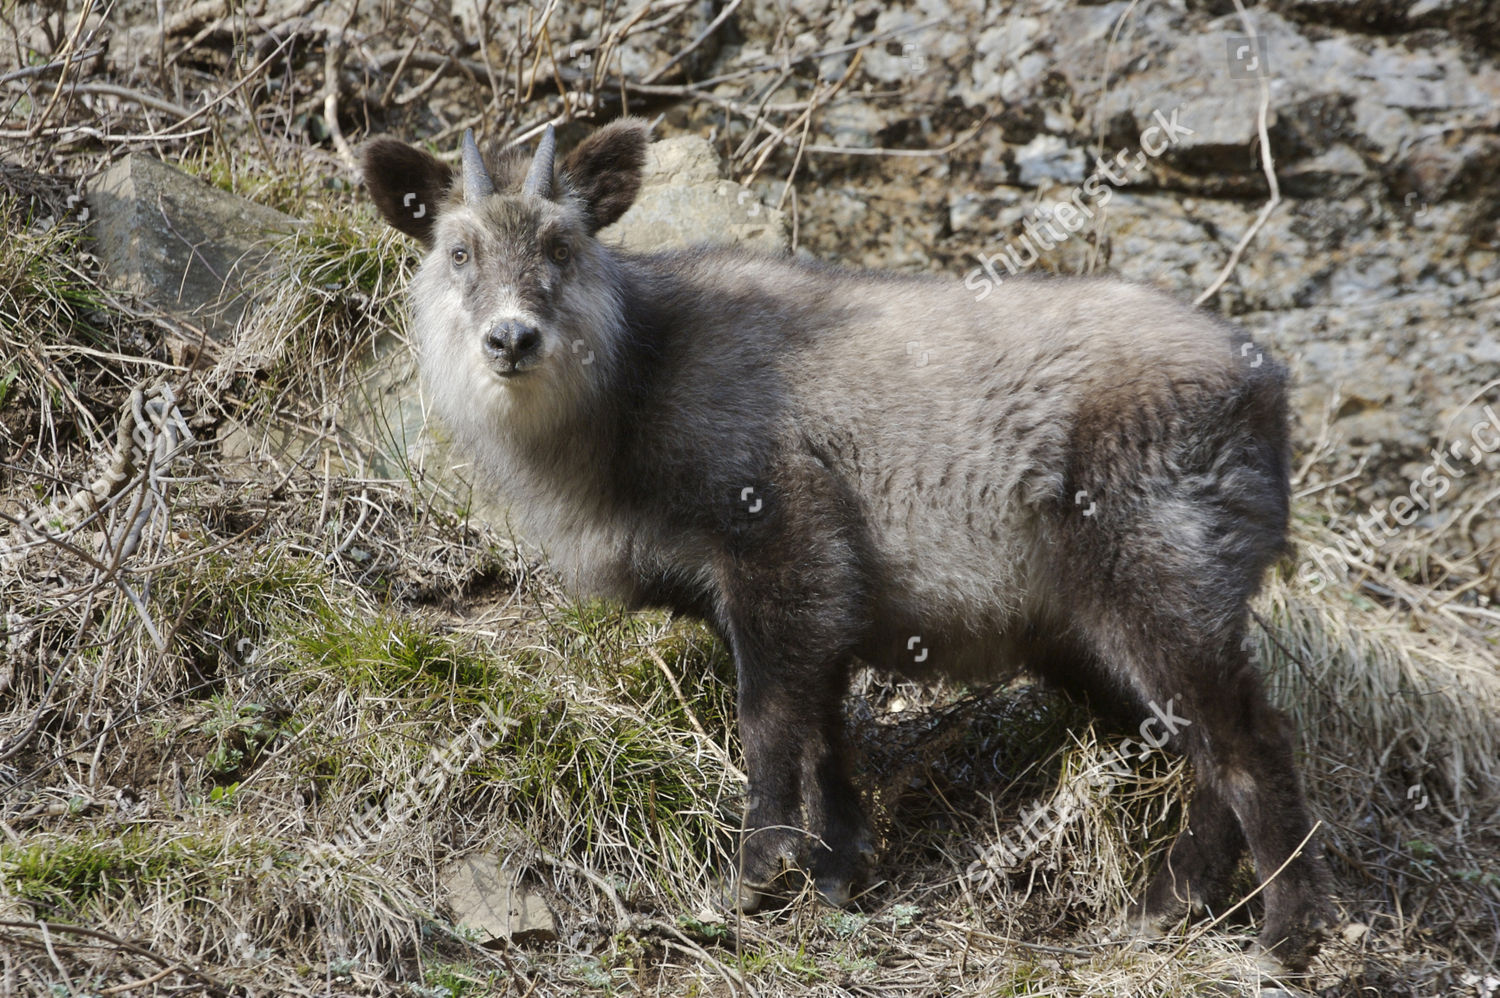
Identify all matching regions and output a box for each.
[550,244,570,264]
[451,247,469,266]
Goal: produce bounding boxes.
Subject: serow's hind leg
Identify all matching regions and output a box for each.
[1130,774,1246,931]
[1093,624,1333,971]
[1024,631,1250,930]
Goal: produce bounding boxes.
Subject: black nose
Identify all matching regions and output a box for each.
[484,321,541,367]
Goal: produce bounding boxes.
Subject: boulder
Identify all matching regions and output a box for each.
[89,154,295,348]
[599,134,788,254]
[442,854,557,946]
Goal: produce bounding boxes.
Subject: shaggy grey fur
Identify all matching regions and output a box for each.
[361,119,1333,970]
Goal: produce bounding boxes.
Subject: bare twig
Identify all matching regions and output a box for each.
[1195,0,1279,306]
[0,922,242,997]
[743,49,862,184]
[322,25,356,170]
[376,32,423,108]
[25,0,97,142]
[0,45,105,87]
[67,82,193,119]
[641,0,745,85]
[148,29,298,139]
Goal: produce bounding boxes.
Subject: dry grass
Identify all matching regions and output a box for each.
[3,172,1497,996]
[1,3,1497,997]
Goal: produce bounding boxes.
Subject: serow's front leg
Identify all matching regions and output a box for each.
[715,457,873,911]
[730,655,871,911]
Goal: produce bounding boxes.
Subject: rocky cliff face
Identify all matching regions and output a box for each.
[65,0,1500,582]
[703,0,1499,573]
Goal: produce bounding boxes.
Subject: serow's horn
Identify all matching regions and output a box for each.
[522,124,556,199]
[462,129,493,204]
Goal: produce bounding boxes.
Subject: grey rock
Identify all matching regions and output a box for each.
[635,134,721,186]
[1281,144,1371,198]
[1393,133,1500,204]
[861,10,943,84]
[1014,134,1086,186]
[443,854,557,945]
[819,101,890,151]
[600,135,788,255]
[1326,255,1403,306]
[964,14,1049,107]
[450,0,719,83]
[1038,4,1500,187]
[1350,99,1416,159]
[948,192,989,233]
[89,154,295,344]
[1274,0,1500,45]
[1102,193,1252,293]
[802,187,873,264]
[1470,338,1500,366]
[1046,5,1278,154]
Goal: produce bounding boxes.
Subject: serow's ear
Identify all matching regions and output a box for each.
[361,137,454,247]
[560,118,651,234]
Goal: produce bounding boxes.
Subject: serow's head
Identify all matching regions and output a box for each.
[361,120,649,421]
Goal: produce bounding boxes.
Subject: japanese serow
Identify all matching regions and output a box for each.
[361,120,1332,970]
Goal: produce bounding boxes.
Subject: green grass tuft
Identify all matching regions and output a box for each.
[298,611,500,695]
[2,828,297,916]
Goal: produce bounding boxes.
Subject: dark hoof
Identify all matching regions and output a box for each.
[1121,911,1170,942]
[1123,889,1190,938]
[717,876,768,914]
[1093,909,1171,954]
[727,827,874,913]
[717,852,804,915]
[808,833,874,910]
[814,876,853,908]
[1259,906,1332,974]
